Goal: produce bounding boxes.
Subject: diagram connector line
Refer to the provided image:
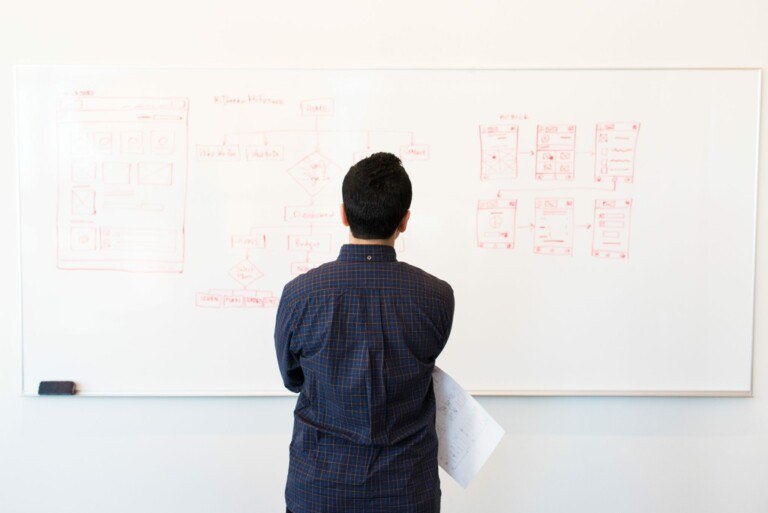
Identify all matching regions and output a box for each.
[496,180,618,197]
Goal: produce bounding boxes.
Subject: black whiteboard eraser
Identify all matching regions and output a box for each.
[38,381,77,395]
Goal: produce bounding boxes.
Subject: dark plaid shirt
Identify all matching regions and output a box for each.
[275,244,454,513]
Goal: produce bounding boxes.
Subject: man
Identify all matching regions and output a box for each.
[274,152,455,513]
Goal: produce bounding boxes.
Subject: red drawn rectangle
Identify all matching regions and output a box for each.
[151,131,175,155]
[223,295,245,308]
[242,291,278,308]
[300,98,334,116]
[284,205,339,224]
[245,145,284,161]
[476,199,517,249]
[196,145,240,162]
[196,293,223,308]
[92,132,113,155]
[480,125,519,181]
[592,199,632,259]
[288,234,332,253]
[138,162,173,186]
[536,125,576,181]
[534,198,574,255]
[99,227,178,253]
[70,227,97,251]
[594,122,640,183]
[231,234,267,250]
[400,144,430,161]
[121,131,144,154]
[71,189,96,216]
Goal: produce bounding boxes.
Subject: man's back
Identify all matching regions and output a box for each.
[275,244,454,513]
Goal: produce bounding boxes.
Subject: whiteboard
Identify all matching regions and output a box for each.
[16,67,760,396]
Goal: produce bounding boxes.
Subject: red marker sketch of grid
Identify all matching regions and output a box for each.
[479,125,519,180]
[594,123,640,183]
[535,125,576,181]
[534,198,574,255]
[57,97,189,272]
[592,199,632,259]
[476,199,517,249]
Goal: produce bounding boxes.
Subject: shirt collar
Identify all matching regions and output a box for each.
[337,244,398,263]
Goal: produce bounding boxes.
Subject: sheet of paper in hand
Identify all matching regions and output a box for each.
[433,366,505,488]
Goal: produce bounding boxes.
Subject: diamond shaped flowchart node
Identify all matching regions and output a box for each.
[287,151,340,196]
[229,259,263,287]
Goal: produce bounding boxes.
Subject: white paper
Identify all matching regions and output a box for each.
[433,366,505,488]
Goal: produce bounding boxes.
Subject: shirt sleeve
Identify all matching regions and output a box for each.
[442,287,456,347]
[274,292,304,393]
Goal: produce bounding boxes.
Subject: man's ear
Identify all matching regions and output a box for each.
[340,203,350,227]
[398,211,411,233]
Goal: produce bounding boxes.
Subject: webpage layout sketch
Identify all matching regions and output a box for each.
[57,97,189,272]
[476,120,640,258]
[595,122,640,183]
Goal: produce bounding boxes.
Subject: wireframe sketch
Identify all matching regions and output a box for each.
[433,367,505,488]
[534,198,575,255]
[479,125,519,180]
[57,97,189,272]
[594,123,640,183]
[592,199,632,259]
[476,199,517,249]
[535,124,576,181]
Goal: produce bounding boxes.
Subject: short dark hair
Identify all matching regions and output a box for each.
[342,152,412,240]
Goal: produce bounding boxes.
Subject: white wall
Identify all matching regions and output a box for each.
[1,1,767,512]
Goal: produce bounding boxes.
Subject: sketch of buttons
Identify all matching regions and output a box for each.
[229,258,264,287]
[287,151,340,196]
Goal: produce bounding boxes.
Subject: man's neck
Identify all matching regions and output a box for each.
[348,233,397,247]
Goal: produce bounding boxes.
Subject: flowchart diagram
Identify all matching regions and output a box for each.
[476,122,639,259]
[192,97,426,308]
